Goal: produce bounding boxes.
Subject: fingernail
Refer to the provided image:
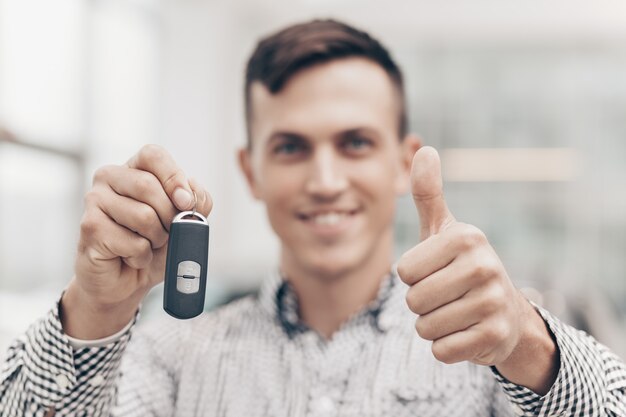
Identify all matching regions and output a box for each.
[173,187,192,209]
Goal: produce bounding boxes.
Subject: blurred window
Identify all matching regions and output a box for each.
[0,144,81,291]
[0,0,159,355]
[394,45,626,356]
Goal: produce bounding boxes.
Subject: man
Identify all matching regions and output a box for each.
[1,19,625,417]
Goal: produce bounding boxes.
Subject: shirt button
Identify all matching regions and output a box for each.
[284,309,299,325]
[377,313,394,331]
[55,374,71,390]
[90,374,105,387]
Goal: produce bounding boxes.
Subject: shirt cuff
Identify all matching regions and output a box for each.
[20,296,138,411]
[492,302,608,416]
[66,316,135,349]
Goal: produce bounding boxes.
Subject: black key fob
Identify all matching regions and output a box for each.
[163,211,209,319]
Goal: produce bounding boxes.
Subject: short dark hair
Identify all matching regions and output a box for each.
[244,19,407,147]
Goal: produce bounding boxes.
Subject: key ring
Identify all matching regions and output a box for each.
[172,191,207,224]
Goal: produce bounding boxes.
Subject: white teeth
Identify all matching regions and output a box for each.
[312,212,345,225]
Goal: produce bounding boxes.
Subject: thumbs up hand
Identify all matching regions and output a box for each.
[397,147,558,394]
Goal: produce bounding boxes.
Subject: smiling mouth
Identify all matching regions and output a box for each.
[297,209,360,226]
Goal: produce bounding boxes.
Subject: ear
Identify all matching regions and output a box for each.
[394,133,422,195]
[237,147,261,200]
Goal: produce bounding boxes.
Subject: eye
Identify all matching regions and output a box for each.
[273,140,306,155]
[274,142,302,154]
[342,136,374,153]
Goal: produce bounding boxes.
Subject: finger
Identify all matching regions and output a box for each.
[147,245,169,286]
[413,293,484,340]
[126,144,194,211]
[397,223,466,286]
[79,207,154,270]
[95,184,169,249]
[430,325,484,365]
[411,146,455,241]
[95,165,178,231]
[404,255,477,315]
[431,319,511,366]
[188,177,213,217]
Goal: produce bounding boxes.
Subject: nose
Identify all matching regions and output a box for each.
[304,146,349,199]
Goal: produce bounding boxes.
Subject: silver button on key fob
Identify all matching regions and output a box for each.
[163,211,209,319]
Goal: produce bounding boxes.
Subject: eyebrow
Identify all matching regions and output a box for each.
[266,127,381,145]
[267,132,307,144]
[336,127,380,140]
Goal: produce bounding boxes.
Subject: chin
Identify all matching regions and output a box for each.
[299,247,363,280]
[307,263,349,280]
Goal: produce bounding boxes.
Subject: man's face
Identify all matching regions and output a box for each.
[240,58,417,278]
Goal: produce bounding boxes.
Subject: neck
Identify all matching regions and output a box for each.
[280,230,394,339]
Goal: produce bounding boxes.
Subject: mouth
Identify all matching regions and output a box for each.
[296,208,361,232]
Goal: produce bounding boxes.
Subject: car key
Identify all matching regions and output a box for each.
[163,208,209,319]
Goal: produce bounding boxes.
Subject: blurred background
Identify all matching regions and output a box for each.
[1,0,625,359]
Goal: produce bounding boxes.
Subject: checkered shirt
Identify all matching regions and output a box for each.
[1,273,625,416]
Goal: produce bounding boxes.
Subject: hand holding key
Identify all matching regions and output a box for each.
[397,146,558,394]
[61,145,212,339]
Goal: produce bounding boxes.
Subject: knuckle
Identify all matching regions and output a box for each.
[495,320,511,341]
[79,212,100,238]
[487,283,507,303]
[83,190,100,208]
[405,286,425,315]
[415,317,433,340]
[405,291,416,312]
[473,258,499,280]
[92,165,113,184]
[134,236,153,257]
[459,224,487,249]
[142,240,153,257]
[79,246,106,269]
[472,254,500,282]
[432,342,455,364]
[139,144,165,162]
[136,204,158,228]
[134,171,158,193]
[127,249,152,270]
[478,293,502,317]
[396,258,410,283]
[483,321,508,344]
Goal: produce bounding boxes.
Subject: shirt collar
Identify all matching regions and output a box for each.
[257,269,403,338]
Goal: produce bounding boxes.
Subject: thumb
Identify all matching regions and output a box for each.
[411,146,455,241]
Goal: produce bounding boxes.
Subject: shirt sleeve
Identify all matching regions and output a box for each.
[492,304,626,416]
[0,296,135,417]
